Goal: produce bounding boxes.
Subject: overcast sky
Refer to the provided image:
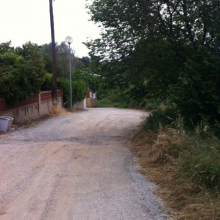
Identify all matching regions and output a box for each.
[0,0,100,58]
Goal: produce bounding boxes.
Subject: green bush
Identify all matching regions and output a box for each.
[57,77,70,107]
[141,107,220,191]
[41,73,53,91]
[41,74,86,108]
[0,52,42,106]
[72,80,86,103]
[0,42,46,106]
[170,46,220,129]
[57,78,86,108]
[179,139,220,191]
[142,107,179,132]
[59,79,86,108]
[97,97,130,108]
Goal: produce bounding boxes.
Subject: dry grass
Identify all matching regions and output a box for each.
[49,105,68,116]
[131,127,220,220]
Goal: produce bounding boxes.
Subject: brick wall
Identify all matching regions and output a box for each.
[0,90,62,114]
[0,90,62,123]
[0,95,38,113]
[41,91,52,103]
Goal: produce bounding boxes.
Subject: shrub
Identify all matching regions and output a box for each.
[41,74,86,108]
[57,77,70,107]
[57,78,86,108]
[0,52,42,106]
[133,121,220,219]
[179,139,220,191]
[72,80,86,103]
[0,42,46,106]
[141,109,220,191]
[142,107,179,132]
[41,73,53,91]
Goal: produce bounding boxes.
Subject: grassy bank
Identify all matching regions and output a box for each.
[131,111,220,219]
[97,98,130,108]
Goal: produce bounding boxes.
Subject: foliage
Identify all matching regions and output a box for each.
[56,77,70,107]
[179,139,220,191]
[58,78,86,108]
[142,107,179,132]
[140,108,220,191]
[0,41,14,53]
[97,97,130,108]
[74,67,99,91]
[72,80,86,103]
[80,56,90,67]
[97,98,114,107]
[0,42,45,106]
[40,42,87,78]
[169,45,220,127]
[41,73,86,108]
[15,42,46,93]
[132,123,220,219]
[41,73,53,91]
[86,0,220,131]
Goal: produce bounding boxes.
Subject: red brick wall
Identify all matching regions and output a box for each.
[41,91,52,103]
[0,90,62,114]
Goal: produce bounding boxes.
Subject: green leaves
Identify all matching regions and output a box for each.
[0,42,46,106]
[41,73,86,108]
[57,78,86,108]
[170,45,220,125]
[86,0,220,132]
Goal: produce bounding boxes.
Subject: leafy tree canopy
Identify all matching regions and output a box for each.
[86,0,220,128]
[0,42,46,105]
[40,42,86,78]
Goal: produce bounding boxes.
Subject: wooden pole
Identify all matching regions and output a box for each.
[49,0,57,104]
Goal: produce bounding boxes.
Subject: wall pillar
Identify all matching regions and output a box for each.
[38,93,41,116]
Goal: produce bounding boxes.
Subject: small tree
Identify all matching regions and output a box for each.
[0,42,46,106]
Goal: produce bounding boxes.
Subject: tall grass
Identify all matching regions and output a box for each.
[131,108,220,219]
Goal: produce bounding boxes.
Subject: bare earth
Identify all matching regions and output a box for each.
[0,108,168,220]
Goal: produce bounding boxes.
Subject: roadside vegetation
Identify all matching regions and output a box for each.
[0,41,97,109]
[41,73,86,108]
[0,42,46,106]
[85,0,220,219]
[97,98,128,108]
[131,108,220,219]
[1,0,220,218]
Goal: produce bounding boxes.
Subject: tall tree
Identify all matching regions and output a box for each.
[86,0,220,126]
[41,42,84,78]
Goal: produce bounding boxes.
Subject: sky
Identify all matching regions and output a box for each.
[0,0,101,58]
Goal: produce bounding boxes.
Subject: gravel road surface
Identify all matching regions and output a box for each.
[0,108,168,220]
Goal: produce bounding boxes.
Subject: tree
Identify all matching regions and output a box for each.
[41,42,84,78]
[74,67,99,91]
[0,42,46,105]
[41,73,86,108]
[80,56,91,67]
[86,0,220,127]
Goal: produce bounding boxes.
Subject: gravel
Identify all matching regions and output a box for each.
[0,108,169,220]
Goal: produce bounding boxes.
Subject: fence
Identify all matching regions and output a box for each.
[0,90,62,123]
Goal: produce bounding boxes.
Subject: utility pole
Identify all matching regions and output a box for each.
[49,0,57,104]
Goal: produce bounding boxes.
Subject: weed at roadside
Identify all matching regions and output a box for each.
[49,105,68,116]
[131,123,220,219]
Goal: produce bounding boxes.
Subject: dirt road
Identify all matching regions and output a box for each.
[0,108,168,220]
